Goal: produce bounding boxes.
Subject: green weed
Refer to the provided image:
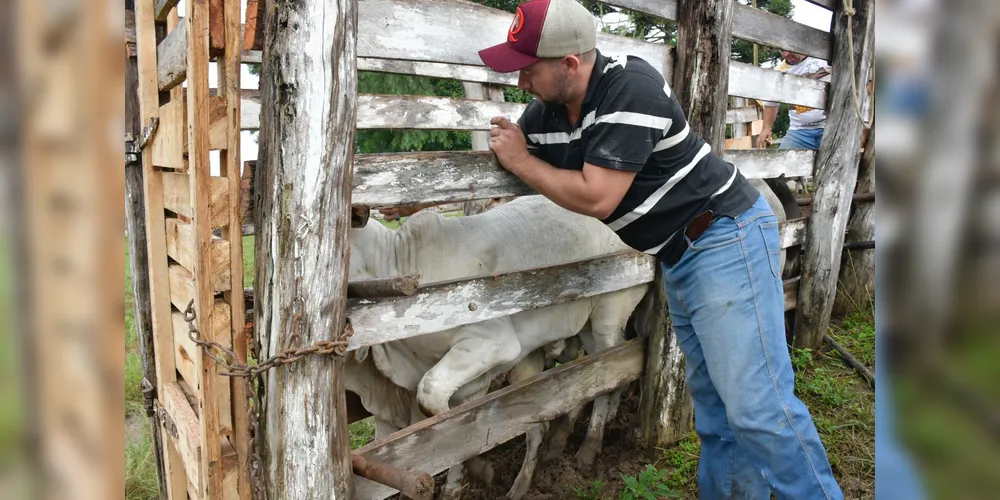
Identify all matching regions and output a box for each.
[621,464,682,500]
[571,479,605,500]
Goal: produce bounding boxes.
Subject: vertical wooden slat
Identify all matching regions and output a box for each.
[185,0,225,496]
[135,0,189,497]
[462,81,508,216]
[257,0,358,497]
[835,119,875,315]
[219,0,251,496]
[794,0,875,348]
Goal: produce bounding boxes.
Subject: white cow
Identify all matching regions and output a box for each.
[345,195,649,498]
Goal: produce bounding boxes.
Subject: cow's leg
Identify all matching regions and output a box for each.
[574,291,641,471]
[416,320,520,416]
[541,405,584,463]
[373,418,401,441]
[440,381,495,499]
[503,349,547,500]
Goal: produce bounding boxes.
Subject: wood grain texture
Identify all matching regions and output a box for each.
[163,382,203,495]
[345,251,656,351]
[726,105,758,125]
[351,149,815,209]
[361,57,518,86]
[729,60,828,109]
[835,120,875,315]
[154,0,180,22]
[184,2,225,495]
[218,0,251,493]
[732,2,831,60]
[356,94,526,130]
[125,5,167,496]
[673,0,736,153]
[148,97,186,169]
[782,217,807,249]
[242,0,264,51]
[794,0,874,349]
[161,172,231,228]
[156,20,187,91]
[135,0,188,496]
[602,0,830,60]
[164,218,232,291]
[256,0,358,497]
[637,265,693,448]
[209,0,225,54]
[354,340,646,499]
[357,0,671,78]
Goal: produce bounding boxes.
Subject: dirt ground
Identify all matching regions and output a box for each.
[452,383,664,500]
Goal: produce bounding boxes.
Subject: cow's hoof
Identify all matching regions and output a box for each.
[574,441,599,473]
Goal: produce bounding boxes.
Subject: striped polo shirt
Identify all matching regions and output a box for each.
[517,49,759,263]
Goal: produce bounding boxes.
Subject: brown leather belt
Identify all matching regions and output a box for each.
[662,209,715,266]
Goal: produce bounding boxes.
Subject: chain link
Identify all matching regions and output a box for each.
[182,297,354,500]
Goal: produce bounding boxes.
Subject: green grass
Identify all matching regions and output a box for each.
[126,430,161,500]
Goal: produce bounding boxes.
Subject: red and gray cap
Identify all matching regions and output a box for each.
[478,0,598,73]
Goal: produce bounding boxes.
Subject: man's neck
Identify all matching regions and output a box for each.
[565,60,595,126]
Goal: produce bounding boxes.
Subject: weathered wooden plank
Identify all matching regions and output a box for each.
[256,0,358,497]
[162,382,203,495]
[167,263,196,313]
[726,105,757,125]
[154,0,181,22]
[357,94,527,131]
[209,0,225,54]
[185,0,225,494]
[164,218,232,292]
[726,149,816,180]
[208,95,230,150]
[125,4,167,494]
[729,61,827,109]
[357,0,671,79]
[354,340,646,499]
[601,0,830,60]
[157,20,187,91]
[149,98,186,169]
[170,300,235,435]
[242,0,264,50]
[219,0,252,492]
[732,2,831,60]
[724,136,752,150]
[161,172,231,228]
[782,217,807,249]
[352,149,814,209]
[795,0,874,349]
[135,0,188,496]
[171,307,201,392]
[345,251,656,351]
[360,57,518,86]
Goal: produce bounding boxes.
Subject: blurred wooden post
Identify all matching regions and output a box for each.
[125,2,167,498]
[835,121,875,315]
[794,0,874,348]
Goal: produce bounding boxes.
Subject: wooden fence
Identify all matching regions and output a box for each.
[125,0,873,498]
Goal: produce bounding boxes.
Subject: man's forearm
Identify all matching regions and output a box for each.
[762,105,779,131]
[505,154,611,218]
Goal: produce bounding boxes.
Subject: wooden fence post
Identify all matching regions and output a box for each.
[639,0,736,447]
[794,0,874,349]
[835,121,875,315]
[462,82,508,216]
[256,0,358,497]
[125,3,167,498]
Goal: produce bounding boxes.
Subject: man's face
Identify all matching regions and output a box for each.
[781,50,805,65]
[518,59,573,106]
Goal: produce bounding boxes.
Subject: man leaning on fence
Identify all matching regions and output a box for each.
[476,1,844,499]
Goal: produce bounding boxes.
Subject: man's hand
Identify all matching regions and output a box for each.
[756,129,773,149]
[489,116,530,173]
[380,203,433,221]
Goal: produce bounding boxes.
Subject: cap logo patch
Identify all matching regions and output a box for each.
[508,7,525,43]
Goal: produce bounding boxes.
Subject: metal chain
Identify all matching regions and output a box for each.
[182,298,354,500]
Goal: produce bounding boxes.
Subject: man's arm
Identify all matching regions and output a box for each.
[758,103,779,148]
[488,123,635,219]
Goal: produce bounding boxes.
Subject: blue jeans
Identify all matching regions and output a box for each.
[661,193,842,499]
[780,128,824,150]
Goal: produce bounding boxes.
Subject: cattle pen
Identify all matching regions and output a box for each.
[123,0,874,498]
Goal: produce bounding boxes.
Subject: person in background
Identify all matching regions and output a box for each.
[757,50,832,150]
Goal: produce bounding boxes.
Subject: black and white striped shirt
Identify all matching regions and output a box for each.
[518,49,758,263]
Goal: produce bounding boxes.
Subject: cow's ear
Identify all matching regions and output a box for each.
[354,345,370,362]
[350,205,370,228]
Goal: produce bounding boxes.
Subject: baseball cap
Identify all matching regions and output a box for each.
[478,0,598,73]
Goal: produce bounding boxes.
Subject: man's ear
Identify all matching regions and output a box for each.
[351,205,370,228]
